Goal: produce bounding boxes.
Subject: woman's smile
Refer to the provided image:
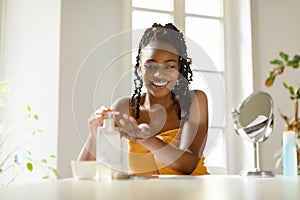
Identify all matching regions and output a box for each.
[149,80,170,89]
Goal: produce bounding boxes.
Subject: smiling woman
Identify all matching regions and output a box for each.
[78,23,209,175]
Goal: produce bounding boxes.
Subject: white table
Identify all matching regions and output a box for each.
[0,175,299,200]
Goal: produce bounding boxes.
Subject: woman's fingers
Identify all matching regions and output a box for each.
[118,114,140,137]
[118,118,127,127]
[95,107,112,117]
[120,131,148,142]
[138,123,153,137]
[88,106,115,136]
[118,114,153,140]
[93,106,114,125]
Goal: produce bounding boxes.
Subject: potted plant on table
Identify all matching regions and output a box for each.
[265,51,300,174]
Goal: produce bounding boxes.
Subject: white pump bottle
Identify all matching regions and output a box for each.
[96,111,127,176]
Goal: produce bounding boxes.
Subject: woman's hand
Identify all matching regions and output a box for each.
[118,104,167,142]
[78,106,113,161]
[118,114,154,142]
[88,106,112,137]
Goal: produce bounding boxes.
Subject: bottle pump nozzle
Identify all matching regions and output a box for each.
[103,111,119,129]
[105,111,120,119]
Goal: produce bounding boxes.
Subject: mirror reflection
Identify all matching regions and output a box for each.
[232,91,275,177]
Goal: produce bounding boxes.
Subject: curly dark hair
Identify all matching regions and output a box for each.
[130,23,193,123]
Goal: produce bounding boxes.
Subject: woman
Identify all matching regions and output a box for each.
[78,23,209,175]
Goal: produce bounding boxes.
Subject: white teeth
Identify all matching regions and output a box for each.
[153,81,168,86]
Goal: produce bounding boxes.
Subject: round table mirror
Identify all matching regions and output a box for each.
[232,90,275,177]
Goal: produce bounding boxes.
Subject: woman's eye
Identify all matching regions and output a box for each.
[144,65,157,70]
[164,66,174,70]
[143,64,175,71]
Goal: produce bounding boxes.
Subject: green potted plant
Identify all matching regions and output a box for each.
[0,80,58,186]
[265,51,300,174]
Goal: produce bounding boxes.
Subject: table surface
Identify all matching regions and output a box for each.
[0,175,299,200]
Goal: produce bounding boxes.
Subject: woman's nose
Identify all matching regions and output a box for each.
[153,67,165,77]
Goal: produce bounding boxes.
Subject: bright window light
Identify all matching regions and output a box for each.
[185,0,223,17]
[186,16,224,71]
[132,0,173,11]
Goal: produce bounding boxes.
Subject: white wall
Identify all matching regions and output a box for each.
[251,0,300,174]
[1,0,60,182]
[58,0,131,177]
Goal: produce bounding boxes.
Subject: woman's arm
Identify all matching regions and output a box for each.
[119,90,208,174]
[77,98,131,161]
[77,107,117,161]
[180,90,209,159]
[77,106,108,161]
[77,134,97,161]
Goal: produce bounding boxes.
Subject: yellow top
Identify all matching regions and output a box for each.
[128,129,209,175]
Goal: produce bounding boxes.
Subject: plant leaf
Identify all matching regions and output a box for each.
[27,105,31,112]
[33,114,39,120]
[50,154,56,158]
[49,167,59,178]
[293,55,300,62]
[26,162,33,172]
[287,61,299,68]
[41,158,47,164]
[0,85,7,93]
[270,59,283,65]
[289,86,295,95]
[265,76,276,87]
[282,82,288,89]
[279,51,289,61]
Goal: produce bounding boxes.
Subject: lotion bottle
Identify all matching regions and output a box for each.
[282,131,298,177]
[96,111,125,180]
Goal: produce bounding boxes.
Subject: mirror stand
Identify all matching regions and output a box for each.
[232,91,275,178]
[239,143,275,177]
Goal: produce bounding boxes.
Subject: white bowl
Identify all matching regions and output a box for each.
[70,160,97,180]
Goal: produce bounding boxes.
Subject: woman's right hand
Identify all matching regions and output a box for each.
[88,106,112,138]
[78,106,112,161]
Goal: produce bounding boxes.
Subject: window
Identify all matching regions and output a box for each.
[131,0,226,170]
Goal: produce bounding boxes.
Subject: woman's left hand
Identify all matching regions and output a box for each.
[118,114,155,142]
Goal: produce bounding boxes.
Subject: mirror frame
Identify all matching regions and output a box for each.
[232,90,274,143]
[232,90,275,177]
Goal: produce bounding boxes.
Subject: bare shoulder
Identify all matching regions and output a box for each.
[190,90,208,103]
[111,96,131,114]
[188,90,208,124]
[189,90,208,119]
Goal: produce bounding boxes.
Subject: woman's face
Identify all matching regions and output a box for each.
[139,41,179,98]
